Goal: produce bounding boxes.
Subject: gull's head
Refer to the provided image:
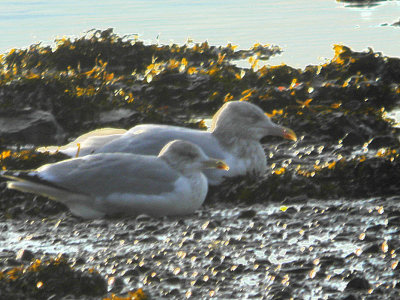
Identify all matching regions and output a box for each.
[211,101,297,142]
[159,140,229,173]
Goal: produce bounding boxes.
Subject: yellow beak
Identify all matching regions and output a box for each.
[282,127,297,142]
[202,159,229,171]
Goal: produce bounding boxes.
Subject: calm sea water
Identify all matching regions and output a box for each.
[0,0,399,67]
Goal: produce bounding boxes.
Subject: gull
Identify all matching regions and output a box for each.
[38,128,127,157]
[39,101,297,185]
[2,140,229,219]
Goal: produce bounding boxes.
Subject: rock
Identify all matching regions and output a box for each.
[237,209,257,219]
[392,19,400,27]
[341,295,359,300]
[0,109,65,145]
[269,286,293,300]
[342,131,365,147]
[98,108,139,127]
[345,277,370,290]
[363,244,381,254]
[16,249,34,262]
[368,135,399,149]
[387,216,400,226]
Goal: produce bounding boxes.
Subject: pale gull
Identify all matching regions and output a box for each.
[2,140,229,219]
[38,128,127,157]
[39,101,297,185]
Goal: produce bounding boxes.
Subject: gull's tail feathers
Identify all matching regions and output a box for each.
[1,170,80,200]
[0,170,101,218]
[1,170,70,192]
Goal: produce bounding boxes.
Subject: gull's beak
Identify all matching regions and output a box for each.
[202,159,229,171]
[281,127,297,142]
[265,123,297,142]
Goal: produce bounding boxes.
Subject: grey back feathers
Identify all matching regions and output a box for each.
[1,140,211,199]
[19,154,179,196]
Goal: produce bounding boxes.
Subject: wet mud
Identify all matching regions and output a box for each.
[0,30,400,299]
[1,197,399,299]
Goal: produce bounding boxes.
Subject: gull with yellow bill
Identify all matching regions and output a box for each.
[39,101,297,185]
[2,140,228,219]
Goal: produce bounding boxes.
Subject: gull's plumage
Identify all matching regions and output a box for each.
[2,140,228,219]
[38,101,296,185]
[37,128,127,157]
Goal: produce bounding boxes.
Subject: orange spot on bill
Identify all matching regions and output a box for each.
[216,161,229,171]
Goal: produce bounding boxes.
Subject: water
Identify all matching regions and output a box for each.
[1,0,399,68]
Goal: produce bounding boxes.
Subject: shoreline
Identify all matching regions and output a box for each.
[1,29,400,299]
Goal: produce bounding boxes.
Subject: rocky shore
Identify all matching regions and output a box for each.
[0,30,399,299]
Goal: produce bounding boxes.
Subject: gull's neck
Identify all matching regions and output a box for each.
[212,129,259,157]
[160,157,198,176]
[212,125,255,150]
[210,133,267,176]
[230,137,261,157]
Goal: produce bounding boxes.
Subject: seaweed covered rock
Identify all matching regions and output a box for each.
[0,255,107,299]
[1,32,399,148]
[210,145,400,202]
[245,45,400,145]
[0,29,281,145]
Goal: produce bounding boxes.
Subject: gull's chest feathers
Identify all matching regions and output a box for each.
[226,139,267,176]
[173,172,208,213]
[202,139,267,185]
